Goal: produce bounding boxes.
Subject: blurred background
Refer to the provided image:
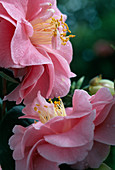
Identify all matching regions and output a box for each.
[57,0,115,86]
[57,0,115,169]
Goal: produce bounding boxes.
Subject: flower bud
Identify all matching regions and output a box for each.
[89,75,115,95]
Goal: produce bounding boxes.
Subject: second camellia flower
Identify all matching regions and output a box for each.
[9,90,96,170]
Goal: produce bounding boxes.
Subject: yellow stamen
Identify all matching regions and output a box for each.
[30,13,75,47]
[36,104,40,106]
[34,107,37,111]
[34,96,66,124]
[44,105,48,108]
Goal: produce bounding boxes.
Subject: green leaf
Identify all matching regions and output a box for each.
[0,106,34,170]
[94,163,112,170]
[0,71,19,84]
[76,76,85,89]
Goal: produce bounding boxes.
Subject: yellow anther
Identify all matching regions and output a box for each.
[34,107,38,111]
[49,3,52,6]
[63,29,67,32]
[48,98,53,103]
[61,42,66,45]
[34,120,37,124]
[58,96,61,100]
[38,110,41,113]
[69,35,76,38]
[44,105,48,108]
[60,15,63,21]
[68,30,71,33]
[36,104,40,106]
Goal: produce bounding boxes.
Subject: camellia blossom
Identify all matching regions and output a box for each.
[0,0,75,68]
[9,90,95,170]
[1,0,75,103]
[72,88,115,170]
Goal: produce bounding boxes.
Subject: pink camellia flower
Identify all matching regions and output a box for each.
[9,90,95,170]
[1,0,75,103]
[72,88,115,170]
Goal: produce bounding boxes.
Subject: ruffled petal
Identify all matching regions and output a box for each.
[44,112,95,147]
[94,98,115,145]
[0,18,15,68]
[0,0,28,21]
[11,21,52,66]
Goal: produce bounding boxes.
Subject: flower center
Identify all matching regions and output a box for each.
[34,96,66,124]
[30,3,75,49]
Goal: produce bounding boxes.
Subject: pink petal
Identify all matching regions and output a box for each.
[37,141,93,164]
[4,84,22,104]
[48,52,74,98]
[94,99,115,145]
[23,65,52,104]
[90,88,113,126]
[26,138,59,170]
[72,141,110,169]
[9,125,26,160]
[26,0,54,21]
[0,0,28,21]
[0,3,16,26]
[21,122,53,152]
[20,65,44,98]
[0,18,15,68]
[86,141,110,168]
[11,21,52,66]
[90,88,113,103]
[72,90,92,117]
[44,112,95,147]
[15,152,28,170]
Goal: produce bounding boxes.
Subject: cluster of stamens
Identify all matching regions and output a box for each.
[51,15,75,45]
[34,96,66,124]
[30,10,75,48]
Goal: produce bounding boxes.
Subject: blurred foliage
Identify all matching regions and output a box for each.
[57,0,115,85]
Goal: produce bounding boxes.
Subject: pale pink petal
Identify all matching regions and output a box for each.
[9,125,26,160]
[48,52,74,98]
[90,88,113,126]
[0,0,28,21]
[23,65,52,104]
[33,155,59,170]
[94,99,115,145]
[4,85,22,104]
[20,65,44,99]
[37,142,93,164]
[0,18,15,68]
[44,112,95,147]
[0,3,16,26]
[41,40,73,64]
[11,21,52,66]
[72,90,92,117]
[21,122,53,152]
[22,91,54,119]
[53,0,67,21]
[15,152,28,170]
[72,142,110,169]
[26,0,54,21]
[86,141,110,168]
[94,102,113,126]
[50,74,71,99]
[90,88,113,103]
